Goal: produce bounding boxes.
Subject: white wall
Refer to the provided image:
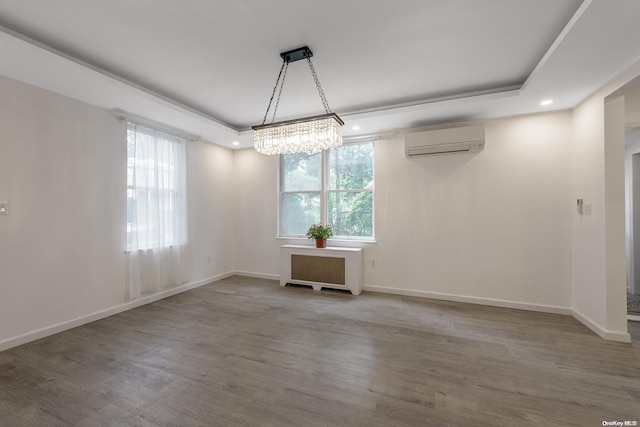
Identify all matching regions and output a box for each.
[572,96,608,329]
[604,97,627,334]
[4,58,640,347]
[234,112,574,311]
[0,75,126,343]
[570,56,640,342]
[233,150,286,278]
[0,75,234,347]
[189,141,236,280]
[623,77,640,126]
[371,114,573,308]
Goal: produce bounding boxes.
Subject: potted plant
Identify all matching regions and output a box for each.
[306,223,333,248]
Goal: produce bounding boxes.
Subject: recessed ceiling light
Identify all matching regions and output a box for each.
[540,99,553,106]
[352,125,360,131]
[232,141,240,146]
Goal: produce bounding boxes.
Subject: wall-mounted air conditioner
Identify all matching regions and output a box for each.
[405,125,485,157]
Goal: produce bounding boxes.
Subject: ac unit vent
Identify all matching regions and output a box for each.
[405,125,485,157]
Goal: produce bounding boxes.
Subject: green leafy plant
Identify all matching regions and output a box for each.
[306,223,333,240]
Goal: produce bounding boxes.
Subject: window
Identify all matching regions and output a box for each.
[126,122,187,251]
[280,141,374,239]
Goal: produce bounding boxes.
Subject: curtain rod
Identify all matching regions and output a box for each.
[115,110,201,142]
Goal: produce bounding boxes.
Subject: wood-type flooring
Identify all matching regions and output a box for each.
[1,276,639,426]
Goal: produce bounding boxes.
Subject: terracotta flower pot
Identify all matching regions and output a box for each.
[315,238,327,248]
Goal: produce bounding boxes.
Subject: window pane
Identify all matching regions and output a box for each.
[329,143,373,190]
[328,191,373,238]
[282,152,321,191]
[282,192,321,235]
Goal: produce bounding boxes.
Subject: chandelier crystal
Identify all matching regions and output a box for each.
[252,46,343,155]
[253,113,343,155]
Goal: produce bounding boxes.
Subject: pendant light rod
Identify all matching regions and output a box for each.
[261,46,314,125]
[261,60,286,126]
[260,45,336,125]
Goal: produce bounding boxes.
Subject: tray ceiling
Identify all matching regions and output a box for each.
[0,0,639,148]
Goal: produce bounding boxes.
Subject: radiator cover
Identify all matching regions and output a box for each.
[280,245,363,295]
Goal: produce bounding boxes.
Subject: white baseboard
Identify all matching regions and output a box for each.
[628,314,640,322]
[0,271,234,353]
[572,309,631,343]
[232,270,280,281]
[4,271,628,352]
[363,285,573,315]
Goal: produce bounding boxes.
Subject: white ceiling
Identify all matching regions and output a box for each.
[0,0,640,148]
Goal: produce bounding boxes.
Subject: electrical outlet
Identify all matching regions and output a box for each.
[0,201,7,215]
[207,255,212,264]
[371,259,376,268]
[584,203,592,215]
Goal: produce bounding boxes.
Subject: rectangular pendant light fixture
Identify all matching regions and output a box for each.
[252,46,343,155]
[253,113,344,155]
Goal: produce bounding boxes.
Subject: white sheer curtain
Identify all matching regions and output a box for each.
[126,122,189,299]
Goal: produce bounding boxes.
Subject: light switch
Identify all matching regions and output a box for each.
[0,201,6,215]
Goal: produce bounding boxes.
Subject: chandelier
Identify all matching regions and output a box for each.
[253,46,343,155]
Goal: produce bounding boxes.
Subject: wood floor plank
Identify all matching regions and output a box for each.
[1,275,639,426]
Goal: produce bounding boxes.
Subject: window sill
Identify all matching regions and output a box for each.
[276,236,376,244]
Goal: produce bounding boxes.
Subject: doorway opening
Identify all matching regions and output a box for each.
[627,129,640,319]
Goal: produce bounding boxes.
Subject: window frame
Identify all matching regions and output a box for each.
[277,140,375,241]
